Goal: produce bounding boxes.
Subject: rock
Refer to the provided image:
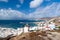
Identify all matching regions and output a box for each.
[0,28,60,40]
[9,31,51,40]
[0,27,24,38]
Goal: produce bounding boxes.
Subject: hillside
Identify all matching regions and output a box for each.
[0,30,60,40]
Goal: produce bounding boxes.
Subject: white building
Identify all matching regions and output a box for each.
[48,22,55,30]
[29,26,37,31]
[17,28,23,35]
[23,24,29,33]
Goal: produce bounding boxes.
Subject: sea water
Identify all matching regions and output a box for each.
[0,20,44,29]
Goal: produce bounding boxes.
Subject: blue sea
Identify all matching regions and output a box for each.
[0,20,45,29]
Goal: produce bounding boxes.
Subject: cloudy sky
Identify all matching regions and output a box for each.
[0,0,60,20]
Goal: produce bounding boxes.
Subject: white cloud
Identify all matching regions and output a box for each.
[0,9,26,20]
[19,0,24,4]
[0,0,8,2]
[30,0,43,8]
[0,3,60,20]
[28,3,60,19]
[16,4,21,8]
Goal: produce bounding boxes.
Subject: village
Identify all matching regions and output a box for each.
[0,17,60,38]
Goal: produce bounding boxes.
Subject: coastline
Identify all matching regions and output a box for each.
[0,30,60,40]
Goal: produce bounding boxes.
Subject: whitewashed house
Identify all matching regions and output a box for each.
[17,28,23,35]
[23,24,29,33]
[48,22,55,30]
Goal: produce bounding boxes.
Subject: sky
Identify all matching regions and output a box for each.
[0,0,60,20]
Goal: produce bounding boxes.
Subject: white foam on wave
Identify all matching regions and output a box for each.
[0,27,24,38]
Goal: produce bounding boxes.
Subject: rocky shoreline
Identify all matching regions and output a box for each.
[0,30,60,40]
